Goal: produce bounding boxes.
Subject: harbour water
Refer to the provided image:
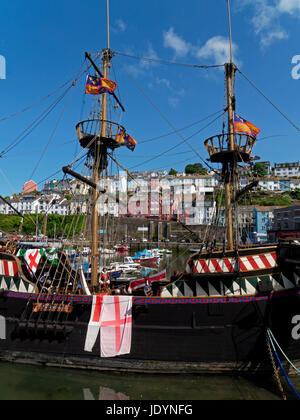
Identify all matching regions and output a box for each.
[0,361,285,400]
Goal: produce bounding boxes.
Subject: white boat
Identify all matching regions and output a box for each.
[108,257,141,274]
[151,248,172,256]
[99,248,115,255]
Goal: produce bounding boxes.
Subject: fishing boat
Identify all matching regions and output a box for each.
[0,1,300,377]
[132,250,160,267]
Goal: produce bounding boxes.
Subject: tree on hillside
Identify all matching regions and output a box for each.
[169,168,178,176]
[185,163,207,175]
[252,162,267,178]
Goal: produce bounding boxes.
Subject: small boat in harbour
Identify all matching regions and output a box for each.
[108,257,141,274]
[132,250,160,267]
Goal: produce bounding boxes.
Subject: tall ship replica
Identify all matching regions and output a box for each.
[0,1,300,378]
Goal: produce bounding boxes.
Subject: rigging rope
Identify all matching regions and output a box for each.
[114,51,224,69]
[115,56,225,175]
[127,112,224,172]
[29,82,76,180]
[237,67,300,133]
[0,59,89,124]
[138,109,225,144]
[0,86,73,157]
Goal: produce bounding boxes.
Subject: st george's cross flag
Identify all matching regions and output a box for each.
[17,249,43,277]
[99,295,132,358]
[84,295,133,358]
[84,294,107,353]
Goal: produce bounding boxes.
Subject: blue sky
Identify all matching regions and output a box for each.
[1,0,300,196]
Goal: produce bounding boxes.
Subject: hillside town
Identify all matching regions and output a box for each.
[1,161,300,244]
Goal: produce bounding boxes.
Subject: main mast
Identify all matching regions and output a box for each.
[70,0,128,292]
[204,0,256,251]
[91,0,111,290]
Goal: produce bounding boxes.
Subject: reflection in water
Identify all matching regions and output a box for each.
[83,387,130,401]
[0,361,295,400]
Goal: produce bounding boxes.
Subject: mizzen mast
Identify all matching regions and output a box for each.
[204,0,256,251]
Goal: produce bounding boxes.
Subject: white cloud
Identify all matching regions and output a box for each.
[123,43,159,77]
[260,29,288,48]
[194,36,237,65]
[156,78,171,89]
[139,43,159,69]
[163,28,237,65]
[277,0,300,14]
[112,19,127,34]
[155,77,185,108]
[237,0,300,47]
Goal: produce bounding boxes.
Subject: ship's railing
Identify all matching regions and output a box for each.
[76,119,126,145]
[204,133,256,159]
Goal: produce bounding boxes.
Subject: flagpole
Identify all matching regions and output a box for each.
[227,0,233,64]
[107,0,110,50]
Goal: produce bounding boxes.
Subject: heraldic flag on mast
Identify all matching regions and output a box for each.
[85,75,102,95]
[124,133,137,151]
[116,130,138,151]
[85,75,117,95]
[234,113,261,138]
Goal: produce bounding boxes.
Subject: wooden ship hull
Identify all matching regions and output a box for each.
[1,243,300,375]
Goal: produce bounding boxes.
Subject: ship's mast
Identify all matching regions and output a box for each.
[91,0,111,290]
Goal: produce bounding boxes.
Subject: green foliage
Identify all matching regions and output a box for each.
[185,163,207,175]
[0,214,86,237]
[252,163,268,178]
[286,188,300,201]
[239,193,293,206]
[169,168,178,176]
[213,190,295,207]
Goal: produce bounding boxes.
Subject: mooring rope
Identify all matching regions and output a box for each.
[267,329,300,400]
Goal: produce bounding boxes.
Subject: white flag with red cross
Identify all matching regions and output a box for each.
[84,294,107,353]
[100,295,133,358]
[18,249,43,277]
[84,295,133,358]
